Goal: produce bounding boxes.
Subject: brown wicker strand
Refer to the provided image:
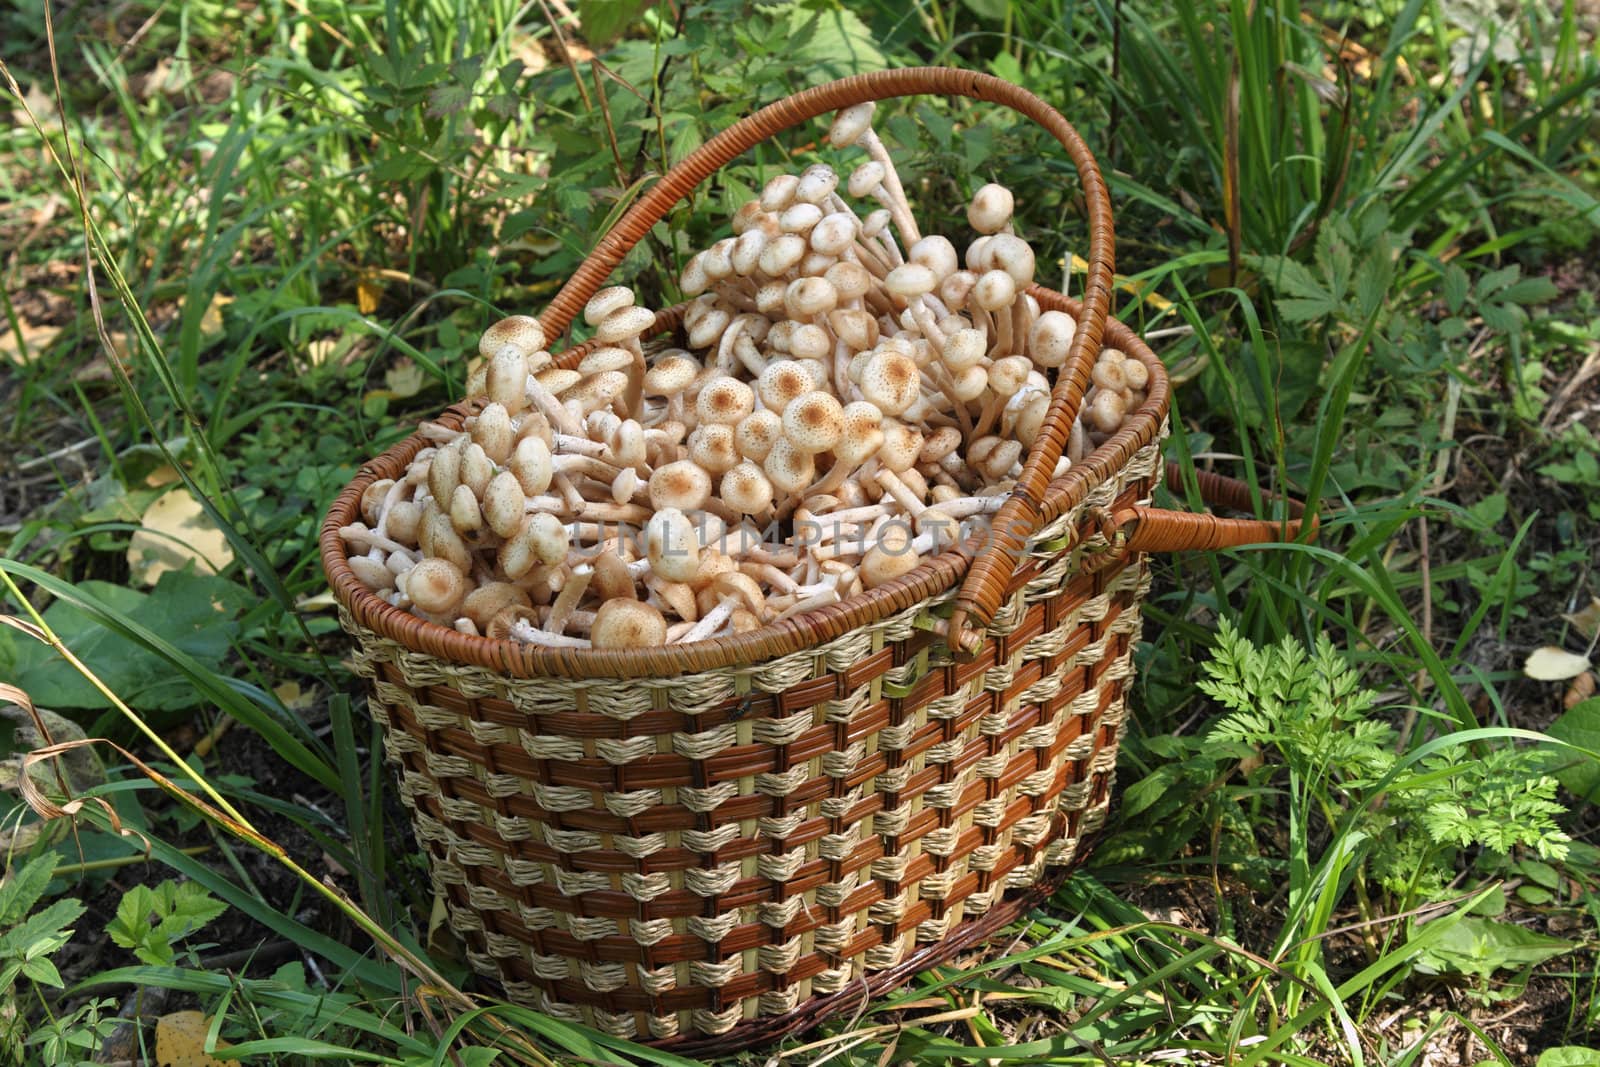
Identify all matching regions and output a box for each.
[1116,465,1314,553]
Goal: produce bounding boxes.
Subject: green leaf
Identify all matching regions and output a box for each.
[6,571,250,711]
[0,854,58,926]
[1547,699,1600,802]
[1537,1049,1600,1067]
[1442,263,1469,313]
[108,881,229,967]
[1414,916,1574,980]
[579,0,648,47]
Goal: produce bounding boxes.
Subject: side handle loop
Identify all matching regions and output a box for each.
[1114,464,1315,554]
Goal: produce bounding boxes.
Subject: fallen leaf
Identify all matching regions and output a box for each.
[384,357,427,398]
[1525,646,1592,682]
[305,337,338,367]
[357,272,384,314]
[1563,597,1600,642]
[177,292,233,342]
[126,487,235,585]
[154,1010,230,1067]
[0,320,63,366]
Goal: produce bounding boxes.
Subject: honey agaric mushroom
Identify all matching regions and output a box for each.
[590,599,668,650]
[375,113,1151,651]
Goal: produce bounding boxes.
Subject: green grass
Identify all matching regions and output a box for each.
[3,0,1600,1063]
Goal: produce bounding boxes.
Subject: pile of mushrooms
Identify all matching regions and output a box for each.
[339,102,1148,650]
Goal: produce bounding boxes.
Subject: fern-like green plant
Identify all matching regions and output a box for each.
[1200,619,1570,905]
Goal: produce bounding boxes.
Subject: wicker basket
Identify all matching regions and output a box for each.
[320,68,1309,1053]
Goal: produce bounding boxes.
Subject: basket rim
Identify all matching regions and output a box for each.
[320,288,1169,680]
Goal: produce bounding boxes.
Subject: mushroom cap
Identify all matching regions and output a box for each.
[680,252,710,296]
[835,401,886,466]
[564,370,629,414]
[758,233,807,277]
[645,507,701,582]
[525,512,569,565]
[825,260,873,302]
[360,479,393,526]
[942,328,987,372]
[860,350,922,416]
[644,353,700,396]
[951,364,989,403]
[509,435,553,496]
[1086,388,1127,434]
[972,270,1018,313]
[780,202,824,235]
[988,355,1033,397]
[685,307,731,350]
[591,599,668,650]
[847,159,886,198]
[702,238,736,280]
[1091,357,1127,392]
[795,163,839,204]
[939,269,978,312]
[721,460,775,515]
[828,102,876,148]
[876,421,924,473]
[732,229,768,275]
[649,460,714,512]
[968,183,1015,235]
[884,263,937,300]
[463,582,532,631]
[763,437,816,495]
[735,409,784,462]
[406,558,469,615]
[1122,356,1151,391]
[695,376,756,426]
[782,392,845,454]
[1028,310,1076,368]
[986,234,1036,287]
[908,236,959,280]
[584,286,635,327]
[483,471,528,538]
[479,315,546,360]
[918,425,964,466]
[688,423,741,474]
[828,308,879,352]
[862,522,921,589]
[785,276,838,319]
[595,305,656,345]
[810,212,858,257]
[788,324,832,361]
[578,346,636,376]
[760,173,801,212]
[535,367,583,395]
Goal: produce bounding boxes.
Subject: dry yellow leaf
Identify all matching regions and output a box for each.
[357,272,384,314]
[384,357,427,398]
[154,1010,230,1067]
[126,486,235,585]
[0,319,62,366]
[1525,646,1592,682]
[305,337,338,367]
[177,292,233,342]
[1563,597,1600,643]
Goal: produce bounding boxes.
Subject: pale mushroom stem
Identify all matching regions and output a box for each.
[857,129,922,245]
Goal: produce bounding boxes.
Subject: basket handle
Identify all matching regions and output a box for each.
[1109,463,1315,554]
[533,68,1117,656]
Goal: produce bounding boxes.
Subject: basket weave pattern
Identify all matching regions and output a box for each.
[340,429,1163,1043]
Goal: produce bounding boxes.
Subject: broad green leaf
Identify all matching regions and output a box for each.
[6,572,250,711]
[0,854,58,925]
[579,0,648,47]
[1537,1049,1600,1067]
[1414,916,1573,980]
[1547,699,1600,802]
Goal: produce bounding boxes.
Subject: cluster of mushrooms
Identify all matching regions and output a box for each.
[338,102,1148,650]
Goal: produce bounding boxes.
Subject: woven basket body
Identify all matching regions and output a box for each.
[340,424,1159,1048]
[318,69,1298,1053]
